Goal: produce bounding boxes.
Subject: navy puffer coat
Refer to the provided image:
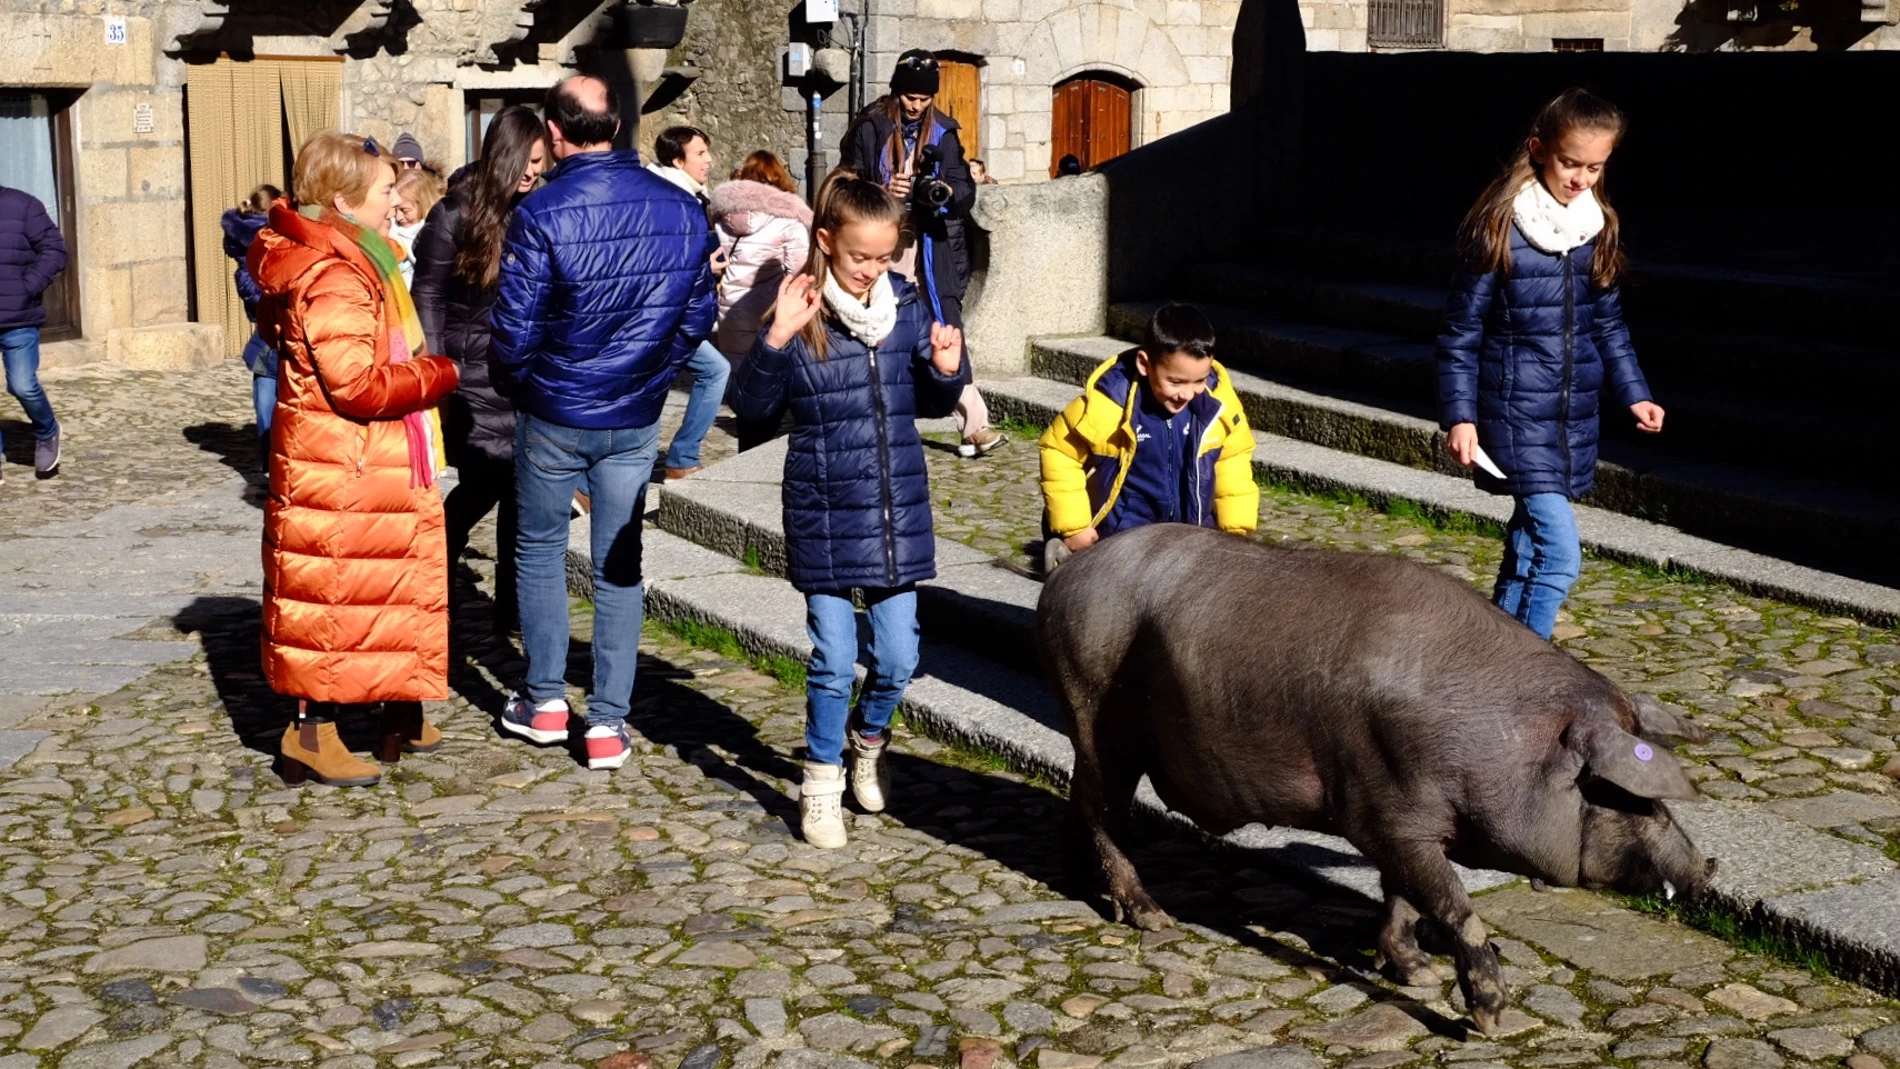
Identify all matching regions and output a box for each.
[731,277,970,593]
[1,186,67,335]
[1436,225,1651,500]
[491,151,717,430]
[220,208,269,320]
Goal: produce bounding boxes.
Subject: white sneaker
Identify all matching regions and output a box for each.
[848,730,891,813]
[799,762,849,849]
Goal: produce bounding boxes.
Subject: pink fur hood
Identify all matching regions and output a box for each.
[708,180,813,237]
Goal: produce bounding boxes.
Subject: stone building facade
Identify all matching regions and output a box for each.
[1299,0,1899,52]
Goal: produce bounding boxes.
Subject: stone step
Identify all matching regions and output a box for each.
[1027,332,1900,587]
[1253,228,1891,346]
[980,371,1900,624]
[582,453,1900,997]
[1103,294,1896,483]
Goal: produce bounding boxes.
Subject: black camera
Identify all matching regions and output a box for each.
[909,145,955,209]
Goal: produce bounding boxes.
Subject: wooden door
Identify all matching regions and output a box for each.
[1050,75,1132,176]
[933,59,981,160]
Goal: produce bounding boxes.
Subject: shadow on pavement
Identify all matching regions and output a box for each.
[182,422,265,508]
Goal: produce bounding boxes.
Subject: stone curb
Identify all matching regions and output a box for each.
[980,374,1900,626]
[1026,331,1900,594]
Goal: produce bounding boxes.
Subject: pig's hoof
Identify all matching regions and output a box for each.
[1111,892,1173,932]
[1386,959,1447,987]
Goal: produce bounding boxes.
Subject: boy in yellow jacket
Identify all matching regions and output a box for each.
[1039,303,1258,573]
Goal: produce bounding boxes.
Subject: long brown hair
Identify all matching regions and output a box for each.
[784,169,906,360]
[455,106,549,288]
[737,150,798,194]
[880,95,940,179]
[1456,88,1627,290]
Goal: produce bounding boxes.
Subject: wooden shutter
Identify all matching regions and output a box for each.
[1050,76,1133,176]
[933,60,982,160]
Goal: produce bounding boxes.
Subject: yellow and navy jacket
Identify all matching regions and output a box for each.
[1039,351,1258,538]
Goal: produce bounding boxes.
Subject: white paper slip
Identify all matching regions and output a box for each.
[1472,444,1507,481]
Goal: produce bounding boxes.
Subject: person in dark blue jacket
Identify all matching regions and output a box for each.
[730,171,969,850]
[1437,89,1665,641]
[489,76,718,771]
[222,184,282,462]
[1,182,69,482]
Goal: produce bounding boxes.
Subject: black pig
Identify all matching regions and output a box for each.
[1037,524,1715,1033]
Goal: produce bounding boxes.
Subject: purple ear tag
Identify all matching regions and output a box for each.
[1633,742,1654,762]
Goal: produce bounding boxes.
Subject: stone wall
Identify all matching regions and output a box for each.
[3,3,199,360]
[867,0,1239,183]
[1297,0,1900,50]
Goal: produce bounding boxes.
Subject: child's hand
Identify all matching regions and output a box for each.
[763,274,822,350]
[1446,423,1480,468]
[1631,401,1665,433]
[710,247,730,277]
[929,322,963,376]
[1063,527,1099,553]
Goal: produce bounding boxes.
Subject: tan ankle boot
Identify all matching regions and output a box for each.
[280,719,381,787]
[380,702,442,755]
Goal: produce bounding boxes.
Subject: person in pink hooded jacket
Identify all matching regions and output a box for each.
[708,151,812,450]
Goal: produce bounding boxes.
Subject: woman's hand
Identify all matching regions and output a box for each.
[1446,422,1479,468]
[1631,401,1665,433]
[887,174,913,200]
[929,322,963,376]
[763,274,823,350]
[1063,527,1099,554]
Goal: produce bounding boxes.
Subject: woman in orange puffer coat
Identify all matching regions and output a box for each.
[249,132,460,787]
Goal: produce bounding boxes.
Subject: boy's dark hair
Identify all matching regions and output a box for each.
[655,125,710,168]
[1144,303,1216,361]
[543,77,620,148]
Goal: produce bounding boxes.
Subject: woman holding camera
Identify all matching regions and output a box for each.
[840,50,1004,458]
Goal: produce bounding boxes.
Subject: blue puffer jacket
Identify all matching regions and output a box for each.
[221,208,269,320]
[731,277,970,593]
[491,151,717,430]
[1,186,67,335]
[1436,225,1651,500]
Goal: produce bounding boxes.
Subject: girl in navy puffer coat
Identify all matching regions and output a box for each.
[1436,89,1665,641]
[731,172,969,850]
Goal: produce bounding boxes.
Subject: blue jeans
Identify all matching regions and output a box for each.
[515,413,659,726]
[1,326,59,453]
[665,340,730,470]
[243,331,278,445]
[1494,493,1582,641]
[805,586,920,766]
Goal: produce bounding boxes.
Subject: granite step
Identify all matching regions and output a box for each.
[1026,332,1900,589]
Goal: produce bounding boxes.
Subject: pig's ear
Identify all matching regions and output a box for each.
[1568,720,1701,801]
[1628,693,1710,745]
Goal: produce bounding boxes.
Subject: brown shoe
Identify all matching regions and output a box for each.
[664,465,704,482]
[381,702,443,755]
[957,427,1008,458]
[280,718,381,787]
[571,491,591,519]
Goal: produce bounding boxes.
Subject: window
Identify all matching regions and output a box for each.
[1552,37,1606,49]
[932,55,983,160]
[1368,0,1445,47]
[0,91,80,340]
[467,92,547,165]
[1050,73,1136,177]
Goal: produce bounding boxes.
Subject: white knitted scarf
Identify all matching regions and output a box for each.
[1513,178,1605,254]
[822,270,898,348]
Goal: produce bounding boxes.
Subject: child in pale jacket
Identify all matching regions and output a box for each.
[708,151,812,450]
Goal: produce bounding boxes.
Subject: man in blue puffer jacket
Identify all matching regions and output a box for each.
[491,75,718,771]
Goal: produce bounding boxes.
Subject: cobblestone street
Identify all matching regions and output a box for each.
[9,367,1900,1069]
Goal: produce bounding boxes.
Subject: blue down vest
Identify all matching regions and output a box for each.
[1435,225,1652,499]
[731,277,970,593]
[490,151,717,430]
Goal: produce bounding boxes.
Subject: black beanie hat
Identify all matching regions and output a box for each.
[890,50,940,97]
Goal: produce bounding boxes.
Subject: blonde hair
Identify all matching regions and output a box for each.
[394,167,446,221]
[292,131,394,214]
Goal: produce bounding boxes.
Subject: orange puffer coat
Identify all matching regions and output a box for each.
[250,202,460,704]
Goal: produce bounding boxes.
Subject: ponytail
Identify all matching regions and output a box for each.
[778,169,905,360]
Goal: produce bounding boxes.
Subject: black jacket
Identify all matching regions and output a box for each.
[413,192,516,466]
[0,186,67,334]
[840,105,976,306]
